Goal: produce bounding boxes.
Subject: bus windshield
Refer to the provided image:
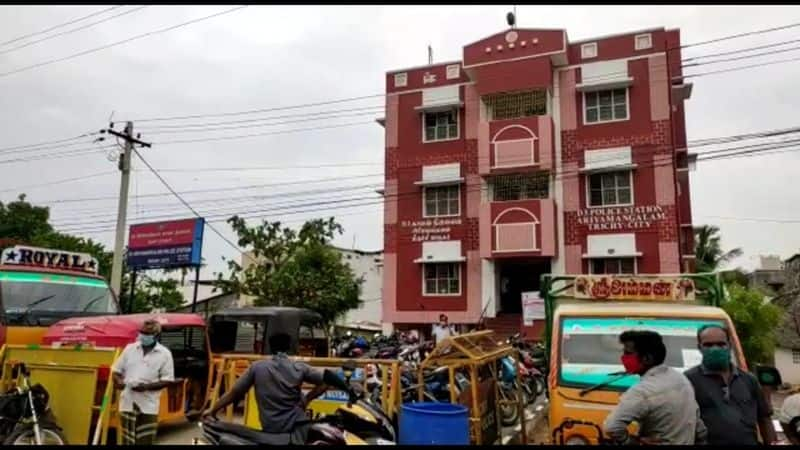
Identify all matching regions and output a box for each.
[559,316,729,391]
[0,270,119,322]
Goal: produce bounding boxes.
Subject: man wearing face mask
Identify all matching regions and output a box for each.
[685,324,778,445]
[604,330,707,444]
[111,319,179,445]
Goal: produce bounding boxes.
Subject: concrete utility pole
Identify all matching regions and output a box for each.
[104,122,151,296]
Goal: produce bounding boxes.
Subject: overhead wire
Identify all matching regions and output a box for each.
[0,5,123,47]
[0,5,248,79]
[52,136,800,231]
[0,6,149,57]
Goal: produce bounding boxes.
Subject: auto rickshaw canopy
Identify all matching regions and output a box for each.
[208,306,325,356]
[42,313,206,348]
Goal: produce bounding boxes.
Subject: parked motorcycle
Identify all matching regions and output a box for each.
[0,363,67,445]
[200,361,396,446]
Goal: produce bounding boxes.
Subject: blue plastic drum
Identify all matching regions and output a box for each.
[399,402,470,445]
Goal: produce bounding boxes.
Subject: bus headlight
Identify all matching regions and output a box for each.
[565,435,590,445]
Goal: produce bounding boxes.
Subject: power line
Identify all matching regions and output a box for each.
[152,121,374,145]
[0,5,122,47]
[0,6,149,57]
[52,138,800,231]
[0,131,98,153]
[683,37,800,62]
[144,109,384,136]
[135,105,385,131]
[681,21,800,49]
[130,146,252,261]
[0,5,248,79]
[0,170,116,194]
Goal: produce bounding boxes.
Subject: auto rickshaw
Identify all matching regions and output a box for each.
[208,306,330,358]
[40,313,210,443]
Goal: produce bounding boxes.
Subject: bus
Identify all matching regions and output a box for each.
[0,245,120,346]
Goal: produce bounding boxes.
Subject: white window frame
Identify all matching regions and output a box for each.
[422,184,461,218]
[422,262,462,296]
[586,170,634,208]
[635,33,653,51]
[581,42,598,59]
[792,349,800,364]
[583,88,630,125]
[422,109,460,143]
[588,257,638,275]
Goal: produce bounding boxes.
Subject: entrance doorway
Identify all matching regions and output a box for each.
[497,259,550,314]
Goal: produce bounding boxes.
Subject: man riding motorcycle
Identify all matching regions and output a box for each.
[201,332,353,444]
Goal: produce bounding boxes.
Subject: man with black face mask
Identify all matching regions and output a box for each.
[685,324,777,445]
[603,330,707,444]
[111,319,180,445]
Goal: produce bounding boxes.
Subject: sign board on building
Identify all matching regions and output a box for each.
[572,276,696,302]
[0,245,99,275]
[576,205,666,232]
[127,218,205,270]
[521,291,545,326]
[400,218,462,242]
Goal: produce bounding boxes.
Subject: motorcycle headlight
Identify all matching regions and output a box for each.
[565,435,590,445]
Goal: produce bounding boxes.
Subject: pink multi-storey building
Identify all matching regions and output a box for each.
[379,25,694,338]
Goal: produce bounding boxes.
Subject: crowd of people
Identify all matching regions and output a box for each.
[110,317,800,445]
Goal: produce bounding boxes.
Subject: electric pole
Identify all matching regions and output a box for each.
[103,121,151,297]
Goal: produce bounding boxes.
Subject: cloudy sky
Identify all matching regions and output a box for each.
[1,4,800,280]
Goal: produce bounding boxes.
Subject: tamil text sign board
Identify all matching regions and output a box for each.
[572,276,696,302]
[127,218,204,270]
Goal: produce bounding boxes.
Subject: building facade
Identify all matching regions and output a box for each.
[333,247,385,331]
[381,26,695,336]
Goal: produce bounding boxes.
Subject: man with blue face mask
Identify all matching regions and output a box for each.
[112,319,179,445]
[684,324,778,445]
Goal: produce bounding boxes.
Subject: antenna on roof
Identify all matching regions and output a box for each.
[427,44,433,65]
[507,7,516,29]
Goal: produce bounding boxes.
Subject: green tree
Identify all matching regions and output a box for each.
[694,225,743,273]
[215,216,362,329]
[0,194,53,244]
[124,276,185,313]
[721,283,781,365]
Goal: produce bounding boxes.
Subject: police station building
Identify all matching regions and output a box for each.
[379,25,695,337]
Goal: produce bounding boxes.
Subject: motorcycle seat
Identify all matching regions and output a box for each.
[204,420,292,445]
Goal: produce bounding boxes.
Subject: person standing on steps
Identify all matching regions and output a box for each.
[431,313,456,345]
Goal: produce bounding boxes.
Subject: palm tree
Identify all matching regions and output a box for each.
[694,225,743,273]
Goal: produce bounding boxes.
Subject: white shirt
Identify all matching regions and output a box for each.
[432,324,454,344]
[111,341,175,415]
[779,393,800,430]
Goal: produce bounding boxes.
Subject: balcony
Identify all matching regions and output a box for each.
[478,115,554,176]
[480,198,557,258]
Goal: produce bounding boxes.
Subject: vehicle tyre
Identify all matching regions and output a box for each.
[533,375,545,397]
[499,389,519,426]
[5,426,68,445]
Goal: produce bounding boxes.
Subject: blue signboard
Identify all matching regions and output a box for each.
[127,218,204,270]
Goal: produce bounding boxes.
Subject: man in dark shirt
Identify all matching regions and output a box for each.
[684,324,777,445]
[202,332,351,443]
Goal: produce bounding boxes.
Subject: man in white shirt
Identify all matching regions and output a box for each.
[111,319,178,445]
[431,314,456,345]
